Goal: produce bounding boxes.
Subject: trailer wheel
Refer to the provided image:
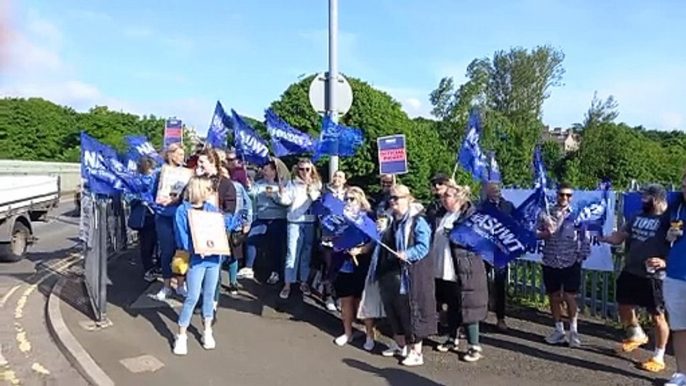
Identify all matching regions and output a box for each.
[0,222,30,262]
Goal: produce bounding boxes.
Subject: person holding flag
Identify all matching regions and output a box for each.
[432,181,488,362]
[537,182,591,348]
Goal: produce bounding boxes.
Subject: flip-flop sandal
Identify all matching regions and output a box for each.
[620,337,649,353]
[639,358,666,373]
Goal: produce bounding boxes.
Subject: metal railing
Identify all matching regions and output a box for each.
[79,192,135,322]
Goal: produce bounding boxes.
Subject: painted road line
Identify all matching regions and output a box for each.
[0,285,20,308]
[9,252,82,382]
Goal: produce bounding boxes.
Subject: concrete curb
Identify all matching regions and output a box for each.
[46,278,115,386]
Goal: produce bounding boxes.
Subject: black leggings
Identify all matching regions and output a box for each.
[379,273,421,344]
[435,279,479,345]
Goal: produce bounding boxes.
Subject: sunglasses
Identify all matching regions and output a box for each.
[227,157,237,162]
[381,181,393,185]
[558,192,573,198]
[344,196,355,202]
[389,195,406,202]
[298,167,311,172]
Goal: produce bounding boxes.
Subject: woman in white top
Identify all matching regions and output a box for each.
[277,158,322,299]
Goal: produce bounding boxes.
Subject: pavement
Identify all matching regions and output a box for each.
[0,199,89,386]
[54,248,674,386]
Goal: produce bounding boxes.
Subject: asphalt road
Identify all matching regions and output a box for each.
[0,200,88,385]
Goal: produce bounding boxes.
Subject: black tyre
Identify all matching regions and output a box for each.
[0,221,30,262]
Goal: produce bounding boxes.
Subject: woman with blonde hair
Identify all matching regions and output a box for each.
[172,176,243,355]
[331,186,376,350]
[150,143,188,301]
[277,158,322,299]
[433,181,488,362]
[367,184,434,366]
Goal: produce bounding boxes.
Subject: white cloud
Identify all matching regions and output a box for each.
[376,85,432,118]
[0,8,211,134]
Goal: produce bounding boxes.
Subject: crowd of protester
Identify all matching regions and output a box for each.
[127,143,686,385]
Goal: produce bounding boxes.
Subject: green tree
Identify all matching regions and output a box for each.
[270,75,452,200]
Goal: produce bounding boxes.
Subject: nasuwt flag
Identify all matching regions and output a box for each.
[312,115,363,162]
[125,135,162,163]
[314,193,379,250]
[487,151,502,183]
[264,109,316,157]
[449,204,533,268]
[81,132,143,196]
[206,101,232,149]
[458,109,488,182]
[573,180,611,235]
[231,109,270,166]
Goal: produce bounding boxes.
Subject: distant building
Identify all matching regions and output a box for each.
[184,126,203,148]
[542,126,579,152]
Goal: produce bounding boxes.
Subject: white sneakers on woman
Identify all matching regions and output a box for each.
[334,334,376,351]
[173,330,216,356]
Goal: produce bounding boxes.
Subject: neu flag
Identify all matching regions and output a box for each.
[264,109,316,157]
[313,115,363,162]
[449,204,530,268]
[231,109,270,166]
[458,109,488,182]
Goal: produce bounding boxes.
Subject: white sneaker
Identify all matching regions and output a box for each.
[279,287,290,299]
[334,334,351,347]
[545,329,567,345]
[363,337,375,352]
[568,331,581,348]
[150,287,172,301]
[382,344,408,358]
[176,284,188,298]
[666,373,686,386]
[401,350,424,366]
[325,297,337,312]
[267,272,279,285]
[173,334,188,355]
[202,330,216,350]
[237,268,254,279]
[463,346,483,362]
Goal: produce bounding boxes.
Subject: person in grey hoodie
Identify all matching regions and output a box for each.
[277,158,322,299]
[239,159,288,284]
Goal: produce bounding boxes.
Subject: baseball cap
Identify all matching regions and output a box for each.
[641,183,667,201]
[430,173,450,186]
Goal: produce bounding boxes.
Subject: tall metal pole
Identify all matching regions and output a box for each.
[327,0,339,181]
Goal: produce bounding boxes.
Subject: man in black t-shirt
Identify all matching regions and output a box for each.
[600,184,670,373]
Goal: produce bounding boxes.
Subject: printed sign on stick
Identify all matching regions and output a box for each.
[377,134,407,175]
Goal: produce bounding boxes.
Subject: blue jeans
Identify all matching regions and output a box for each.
[178,256,221,327]
[155,215,175,279]
[284,222,315,284]
[245,218,287,273]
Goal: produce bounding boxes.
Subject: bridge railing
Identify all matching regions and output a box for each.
[0,160,81,194]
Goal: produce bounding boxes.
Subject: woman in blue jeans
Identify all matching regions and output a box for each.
[239,160,287,284]
[172,176,242,356]
[277,158,322,299]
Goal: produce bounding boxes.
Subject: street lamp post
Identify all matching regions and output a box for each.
[327,0,339,181]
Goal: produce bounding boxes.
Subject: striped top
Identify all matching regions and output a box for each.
[540,205,592,269]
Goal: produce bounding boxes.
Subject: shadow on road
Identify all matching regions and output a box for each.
[343,358,443,386]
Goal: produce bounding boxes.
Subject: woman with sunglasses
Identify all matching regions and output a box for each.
[367,184,434,366]
[433,182,488,362]
[331,186,376,351]
[276,159,322,299]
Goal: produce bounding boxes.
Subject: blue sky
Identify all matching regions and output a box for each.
[1,0,684,135]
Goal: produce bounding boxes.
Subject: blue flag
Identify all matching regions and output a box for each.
[125,135,162,163]
[264,109,316,157]
[533,144,547,189]
[573,180,611,234]
[458,109,488,182]
[487,151,502,183]
[449,204,531,268]
[312,115,363,162]
[315,193,379,250]
[512,186,547,249]
[206,101,232,149]
[81,132,142,196]
[231,109,270,166]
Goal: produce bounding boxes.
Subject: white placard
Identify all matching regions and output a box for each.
[501,189,616,272]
